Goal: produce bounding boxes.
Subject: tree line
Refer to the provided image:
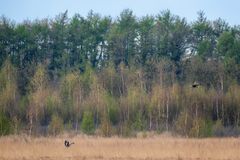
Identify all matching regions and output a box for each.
[1,9,240,137]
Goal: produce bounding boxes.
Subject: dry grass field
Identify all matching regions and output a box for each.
[0,134,240,160]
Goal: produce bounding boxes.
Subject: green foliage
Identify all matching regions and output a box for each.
[0,59,17,113]
[120,121,135,137]
[212,120,225,136]
[107,9,137,66]
[137,16,155,65]
[44,93,60,124]
[108,106,119,125]
[156,10,189,61]
[197,40,212,58]
[189,118,213,138]
[81,111,95,134]
[0,112,12,135]
[80,64,94,97]
[132,111,146,131]
[217,31,235,57]
[201,119,213,137]
[104,94,119,125]
[48,114,64,136]
[28,64,48,133]
[175,111,192,136]
[1,10,240,137]
[100,114,112,137]
[175,112,213,137]
[30,64,47,92]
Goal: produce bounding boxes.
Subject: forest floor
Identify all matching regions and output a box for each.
[0,133,240,160]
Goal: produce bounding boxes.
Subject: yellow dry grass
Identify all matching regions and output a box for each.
[0,134,240,160]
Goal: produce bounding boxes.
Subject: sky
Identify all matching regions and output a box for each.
[1,0,240,26]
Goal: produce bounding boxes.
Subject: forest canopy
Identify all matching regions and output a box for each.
[1,9,240,137]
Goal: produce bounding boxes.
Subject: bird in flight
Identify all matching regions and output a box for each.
[64,140,74,147]
[192,81,200,88]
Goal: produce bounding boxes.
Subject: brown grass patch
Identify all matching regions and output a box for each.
[0,135,240,160]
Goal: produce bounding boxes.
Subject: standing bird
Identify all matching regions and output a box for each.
[64,140,74,147]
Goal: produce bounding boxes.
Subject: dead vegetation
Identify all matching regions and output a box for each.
[0,134,240,160]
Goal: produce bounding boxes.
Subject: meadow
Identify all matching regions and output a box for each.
[0,134,240,160]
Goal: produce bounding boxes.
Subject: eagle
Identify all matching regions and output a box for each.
[64,140,74,147]
[192,81,200,88]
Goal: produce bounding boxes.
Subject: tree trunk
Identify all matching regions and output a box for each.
[185,111,188,136]
[158,102,161,131]
[195,102,198,119]
[29,114,33,135]
[216,96,219,120]
[149,112,152,130]
[166,93,169,131]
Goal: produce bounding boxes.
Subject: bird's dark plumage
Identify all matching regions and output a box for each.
[192,82,200,88]
[64,140,74,147]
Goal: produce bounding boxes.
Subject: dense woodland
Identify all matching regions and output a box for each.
[1,9,240,137]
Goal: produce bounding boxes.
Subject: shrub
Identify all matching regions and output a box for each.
[132,111,146,131]
[81,111,95,134]
[0,112,12,135]
[212,120,240,137]
[189,118,213,137]
[212,120,224,136]
[175,111,213,137]
[48,114,64,136]
[108,105,119,125]
[200,119,213,137]
[100,115,112,137]
[175,111,192,136]
[121,121,135,137]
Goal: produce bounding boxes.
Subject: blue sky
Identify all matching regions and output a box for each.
[1,0,240,25]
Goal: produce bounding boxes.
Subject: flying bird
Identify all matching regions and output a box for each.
[64,140,74,147]
[192,81,200,88]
